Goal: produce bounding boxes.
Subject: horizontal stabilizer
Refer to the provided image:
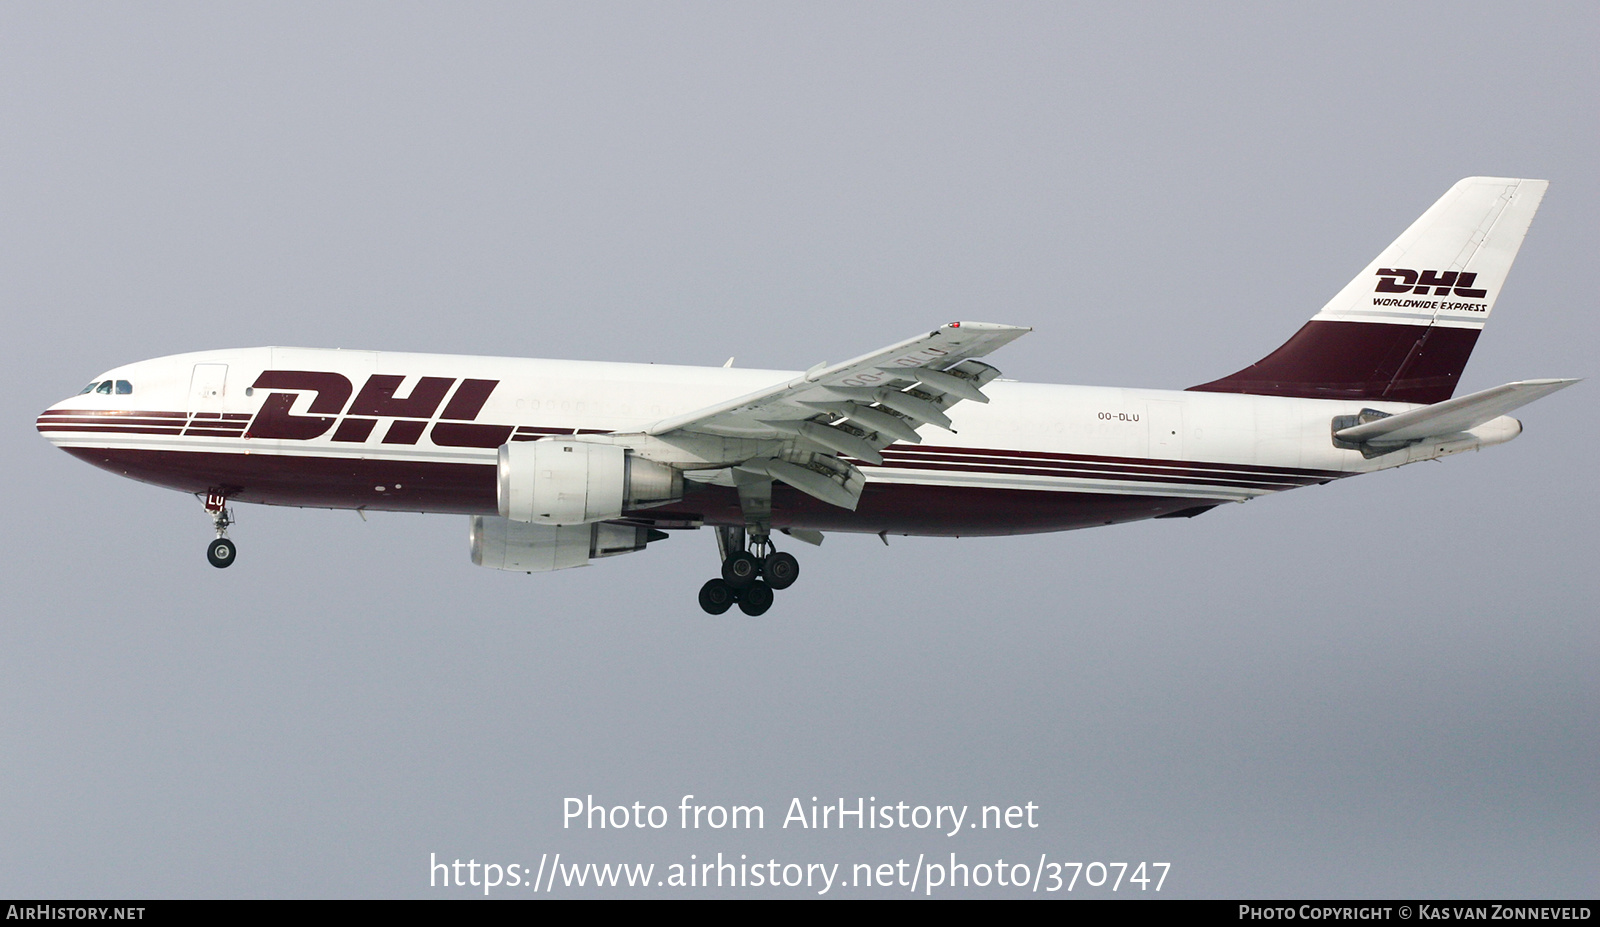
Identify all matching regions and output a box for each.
[1335,378,1579,445]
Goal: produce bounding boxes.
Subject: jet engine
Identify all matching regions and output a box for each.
[497,439,682,525]
[470,516,669,572]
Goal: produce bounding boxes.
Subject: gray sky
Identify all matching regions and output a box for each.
[2,2,1594,898]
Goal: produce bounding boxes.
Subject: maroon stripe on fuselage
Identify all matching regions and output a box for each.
[40,425,188,435]
[40,412,1345,482]
[877,450,1332,484]
[887,444,1345,478]
[877,458,1314,491]
[39,409,189,421]
[52,440,1309,494]
[1188,319,1479,404]
[61,447,1229,535]
[41,408,1345,494]
[40,417,191,428]
[62,447,499,515]
[659,482,1217,536]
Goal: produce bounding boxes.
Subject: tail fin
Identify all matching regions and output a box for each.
[1190,177,1548,404]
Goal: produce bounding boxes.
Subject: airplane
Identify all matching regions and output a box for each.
[37,177,1577,616]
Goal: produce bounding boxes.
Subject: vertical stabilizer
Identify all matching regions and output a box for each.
[1190,177,1547,403]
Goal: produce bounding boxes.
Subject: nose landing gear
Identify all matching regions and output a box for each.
[202,491,236,569]
[206,536,237,568]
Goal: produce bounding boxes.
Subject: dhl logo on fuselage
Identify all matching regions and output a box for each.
[244,371,512,448]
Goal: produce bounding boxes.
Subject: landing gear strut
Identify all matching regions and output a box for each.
[697,522,802,617]
[202,491,237,569]
[694,469,809,616]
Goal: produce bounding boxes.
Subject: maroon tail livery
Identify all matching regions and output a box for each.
[1190,178,1546,404]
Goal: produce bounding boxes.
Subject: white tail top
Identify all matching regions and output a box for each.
[1313,177,1547,329]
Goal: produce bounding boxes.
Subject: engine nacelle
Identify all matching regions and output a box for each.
[470,516,666,572]
[497,440,682,525]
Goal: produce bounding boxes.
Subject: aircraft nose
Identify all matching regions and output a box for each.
[38,411,62,444]
[38,401,73,444]
[37,393,88,444]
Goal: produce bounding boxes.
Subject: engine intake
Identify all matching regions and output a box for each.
[497,440,682,525]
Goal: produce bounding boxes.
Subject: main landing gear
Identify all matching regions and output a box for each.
[202,491,237,569]
[695,470,802,616]
[697,526,800,617]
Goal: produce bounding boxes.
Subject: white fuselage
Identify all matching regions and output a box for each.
[38,346,1519,536]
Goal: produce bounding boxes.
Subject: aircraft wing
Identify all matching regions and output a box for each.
[646,322,1031,510]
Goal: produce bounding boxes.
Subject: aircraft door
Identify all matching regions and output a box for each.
[189,364,228,410]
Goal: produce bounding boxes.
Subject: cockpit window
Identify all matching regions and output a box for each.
[76,379,131,396]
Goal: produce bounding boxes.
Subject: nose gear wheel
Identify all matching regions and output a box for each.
[207,537,237,568]
[201,491,238,569]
